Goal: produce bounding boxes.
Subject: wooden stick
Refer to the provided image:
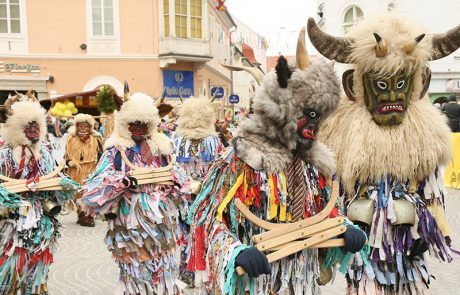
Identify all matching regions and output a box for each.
[120,150,174,173]
[128,171,172,180]
[251,181,340,243]
[255,217,344,251]
[0,160,65,184]
[268,238,345,252]
[3,178,61,191]
[235,225,346,276]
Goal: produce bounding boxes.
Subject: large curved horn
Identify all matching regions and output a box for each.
[221,63,264,85]
[430,24,460,60]
[307,17,353,63]
[296,27,309,69]
[156,89,166,107]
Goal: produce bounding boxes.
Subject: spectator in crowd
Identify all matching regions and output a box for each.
[442,94,460,132]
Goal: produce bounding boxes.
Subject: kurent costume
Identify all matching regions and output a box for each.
[172,95,223,284]
[186,30,366,294]
[0,91,78,294]
[80,93,190,294]
[309,15,460,294]
[173,95,223,182]
[64,113,103,226]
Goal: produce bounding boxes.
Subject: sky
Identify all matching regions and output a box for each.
[225,0,317,56]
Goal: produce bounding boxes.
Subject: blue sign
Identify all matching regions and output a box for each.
[211,86,224,99]
[229,94,240,104]
[163,70,194,99]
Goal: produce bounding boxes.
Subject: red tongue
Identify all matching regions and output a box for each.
[302,129,315,140]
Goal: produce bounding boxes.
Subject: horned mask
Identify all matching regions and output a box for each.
[308,15,460,126]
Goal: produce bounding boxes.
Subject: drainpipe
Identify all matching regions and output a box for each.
[229,25,237,123]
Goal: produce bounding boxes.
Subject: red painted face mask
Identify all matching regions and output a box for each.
[24,121,40,144]
[128,121,148,144]
[76,122,91,141]
[295,109,320,153]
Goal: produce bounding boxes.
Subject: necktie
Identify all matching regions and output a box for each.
[15,146,40,191]
[287,156,307,222]
[139,140,154,165]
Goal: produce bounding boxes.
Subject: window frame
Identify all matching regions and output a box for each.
[0,0,22,35]
[342,5,363,35]
[88,0,118,39]
[162,0,204,39]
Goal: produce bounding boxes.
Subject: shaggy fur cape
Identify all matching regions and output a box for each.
[1,100,47,163]
[320,98,451,194]
[175,96,220,139]
[104,92,172,156]
[234,60,341,176]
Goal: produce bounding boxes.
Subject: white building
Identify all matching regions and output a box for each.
[315,0,460,100]
[229,15,268,110]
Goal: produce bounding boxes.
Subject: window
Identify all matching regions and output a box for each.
[0,0,20,34]
[92,0,114,36]
[164,0,170,37]
[164,0,203,39]
[175,0,187,38]
[190,0,202,38]
[342,6,363,34]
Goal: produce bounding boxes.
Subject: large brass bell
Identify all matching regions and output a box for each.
[41,199,62,216]
[0,207,10,218]
[104,204,119,220]
[347,198,375,225]
[317,257,333,286]
[392,199,416,225]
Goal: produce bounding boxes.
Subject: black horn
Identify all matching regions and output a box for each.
[430,24,460,60]
[307,17,353,63]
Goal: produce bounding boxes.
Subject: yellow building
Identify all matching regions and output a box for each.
[0,0,235,113]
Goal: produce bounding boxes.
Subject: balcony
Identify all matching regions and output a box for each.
[159,37,212,68]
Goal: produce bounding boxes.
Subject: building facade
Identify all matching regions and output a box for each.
[229,15,267,110]
[0,0,235,113]
[315,0,460,100]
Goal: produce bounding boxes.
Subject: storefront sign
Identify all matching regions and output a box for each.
[229,94,239,104]
[211,86,225,99]
[163,70,194,98]
[446,79,460,92]
[0,61,41,73]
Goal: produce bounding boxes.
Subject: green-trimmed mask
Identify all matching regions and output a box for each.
[363,70,414,126]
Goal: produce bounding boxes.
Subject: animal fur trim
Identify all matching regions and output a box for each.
[348,14,431,78]
[68,113,101,137]
[104,92,172,155]
[175,96,220,139]
[1,100,47,162]
[235,59,341,172]
[319,97,451,195]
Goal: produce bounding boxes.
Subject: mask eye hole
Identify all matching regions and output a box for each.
[396,80,405,89]
[309,111,316,118]
[377,81,387,90]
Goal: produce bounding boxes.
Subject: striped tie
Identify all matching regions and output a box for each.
[139,140,154,165]
[287,156,307,222]
[15,146,40,191]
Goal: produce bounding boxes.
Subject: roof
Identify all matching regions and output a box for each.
[242,43,258,65]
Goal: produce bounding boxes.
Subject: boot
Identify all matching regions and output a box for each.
[80,215,95,227]
[77,211,84,224]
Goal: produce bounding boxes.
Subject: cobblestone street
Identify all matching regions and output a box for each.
[48,189,460,295]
